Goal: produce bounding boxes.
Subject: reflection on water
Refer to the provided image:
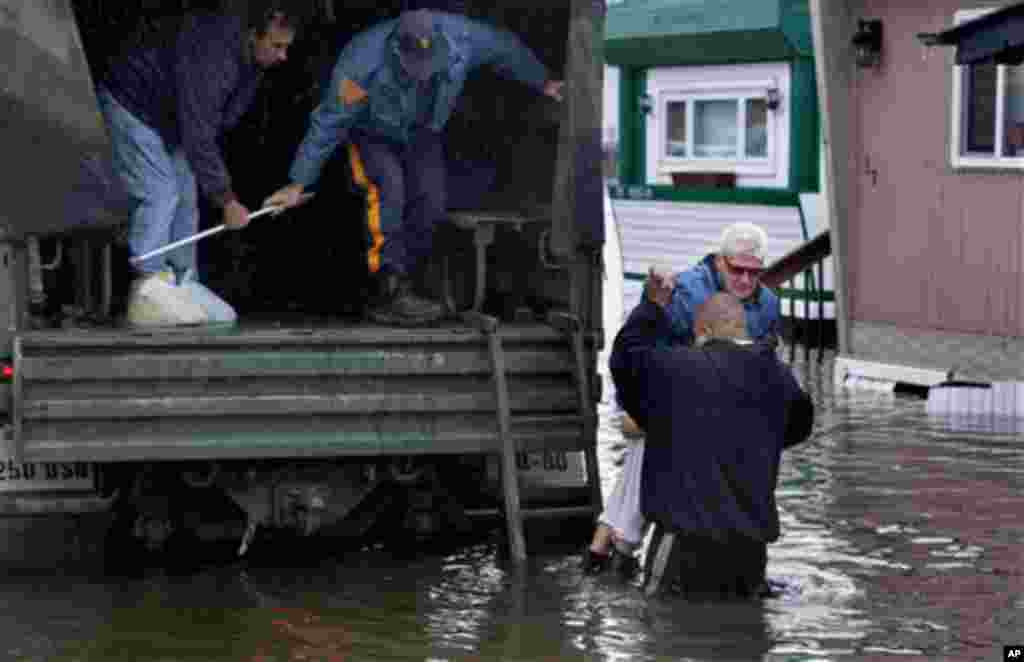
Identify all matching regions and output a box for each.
[1,353,1022,661]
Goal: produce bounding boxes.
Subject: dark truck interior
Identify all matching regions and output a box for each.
[50,0,569,326]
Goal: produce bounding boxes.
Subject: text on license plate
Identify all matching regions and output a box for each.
[516,451,587,488]
[0,460,94,492]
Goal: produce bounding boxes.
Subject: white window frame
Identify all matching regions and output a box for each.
[658,83,775,173]
[950,7,1024,169]
[645,63,791,189]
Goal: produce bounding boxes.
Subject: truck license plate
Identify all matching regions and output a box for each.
[0,460,94,492]
[516,451,587,488]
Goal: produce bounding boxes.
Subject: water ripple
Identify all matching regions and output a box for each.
[0,353,1020,661]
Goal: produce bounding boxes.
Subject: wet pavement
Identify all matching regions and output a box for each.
[0,352,1022,661]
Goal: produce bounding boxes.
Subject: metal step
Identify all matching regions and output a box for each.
[510,414,588,427]
[465,505,597,520]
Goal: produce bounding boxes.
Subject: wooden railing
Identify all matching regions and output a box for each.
[761,231,833,362]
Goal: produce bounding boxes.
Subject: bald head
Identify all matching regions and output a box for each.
[694,293,748,342]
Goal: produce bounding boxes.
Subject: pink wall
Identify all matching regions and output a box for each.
[848,0,1024,337]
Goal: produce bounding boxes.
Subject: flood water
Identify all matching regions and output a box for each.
[1,353,1022,661]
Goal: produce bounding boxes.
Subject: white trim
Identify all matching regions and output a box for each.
[949,6,1024,170]
[599,183,625,384]
[654,91,776,175]
[833,356,949,390]
[645,63,791,189]
[655,91,776,175]
[809,0,853,352]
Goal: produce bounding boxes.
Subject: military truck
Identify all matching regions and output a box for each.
[0,0,606,564]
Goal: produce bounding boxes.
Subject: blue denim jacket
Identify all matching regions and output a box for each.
[649,253,781,347]
[289,12,549,187]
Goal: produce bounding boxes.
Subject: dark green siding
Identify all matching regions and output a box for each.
[606,0,813,66]
[780,0,814,56]
[605,0,780,41]
[789,57,820,193]
[617,67,646,185]
[606,29,797,67]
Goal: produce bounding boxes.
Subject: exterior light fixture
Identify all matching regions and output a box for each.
[766,87,781,110]
[852,19,883,68]
[638,93,654,115]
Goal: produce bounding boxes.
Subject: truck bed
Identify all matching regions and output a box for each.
[10,319,592,464]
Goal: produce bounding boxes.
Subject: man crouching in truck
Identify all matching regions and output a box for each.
[610,292,814,598]
[96,2,299,327]
[263,9,564,326]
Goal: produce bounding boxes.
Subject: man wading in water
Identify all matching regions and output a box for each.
[584,223,783,575]
[607,292,814,597]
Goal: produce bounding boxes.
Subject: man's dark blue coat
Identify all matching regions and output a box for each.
[609,301,814,544]
[102,13,263,206]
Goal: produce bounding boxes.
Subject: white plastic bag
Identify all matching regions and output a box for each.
[598,439,647,551]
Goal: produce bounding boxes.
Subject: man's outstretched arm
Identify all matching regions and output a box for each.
[609,300,670,432]
[450,14,560,98]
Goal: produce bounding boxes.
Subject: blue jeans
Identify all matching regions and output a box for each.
[96,89,198,276]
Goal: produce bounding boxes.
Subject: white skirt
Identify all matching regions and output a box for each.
[598,440,647,550]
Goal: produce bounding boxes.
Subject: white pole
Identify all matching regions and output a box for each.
[129,205,281,265]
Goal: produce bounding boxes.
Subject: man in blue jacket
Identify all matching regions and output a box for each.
[652,221,780,347]
[264,10,564,325]
[98,3,299,327]
[611,292,813,598]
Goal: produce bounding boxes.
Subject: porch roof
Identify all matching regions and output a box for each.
[604,0,812,67]
[918,2,1024,65]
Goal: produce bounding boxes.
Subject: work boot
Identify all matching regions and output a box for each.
[612,550,640,580]
[367,271,444,326]
[125,271,208,328]
[581,548,611,575]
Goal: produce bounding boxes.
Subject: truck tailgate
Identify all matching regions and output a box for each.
[10,322,589,463]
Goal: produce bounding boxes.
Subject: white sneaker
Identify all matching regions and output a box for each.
[125,271,208,327]
[178,269,237,325]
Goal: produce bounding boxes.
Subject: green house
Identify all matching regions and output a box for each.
[604,0,831,322]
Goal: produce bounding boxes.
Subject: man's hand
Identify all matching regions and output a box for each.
[223,200,252,230]
[543,80,565,102]
[263,182,308,214]
[645,264,676,309]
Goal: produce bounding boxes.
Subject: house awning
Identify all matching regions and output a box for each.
[918,2,1024,65]
[604,0,812,67]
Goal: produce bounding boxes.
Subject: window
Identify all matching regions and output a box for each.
[951,9,1024,167]
[665,101,687,157]
[746,98,769,158]
[694,99,738,157]
[660,94,771,163]
[645,63,789,187]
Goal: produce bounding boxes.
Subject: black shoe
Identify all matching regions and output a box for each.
[582,549,611,575]
[612,551,640,580]
[368,272,444,326]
